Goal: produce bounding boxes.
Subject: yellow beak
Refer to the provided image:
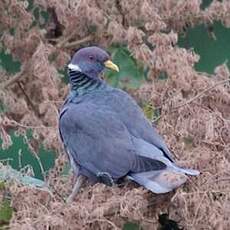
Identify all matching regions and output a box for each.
[104,60,119,72]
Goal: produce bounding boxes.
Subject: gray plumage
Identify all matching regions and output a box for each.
[59,46,199,195]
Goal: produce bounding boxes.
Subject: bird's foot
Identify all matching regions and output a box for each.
[97,172,114,186]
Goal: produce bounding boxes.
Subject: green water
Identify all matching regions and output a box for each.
[178,21,230,74]
[0,133,55,180]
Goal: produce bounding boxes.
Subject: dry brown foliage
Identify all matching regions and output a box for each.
[0,0,230,229]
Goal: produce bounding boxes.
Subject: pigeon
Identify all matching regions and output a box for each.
[59,46,199,202]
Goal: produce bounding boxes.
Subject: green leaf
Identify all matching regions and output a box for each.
[142,102,161,122]
[105,45,145,89]
[200,0,213,9]
[0,49,21,74]
[9,28,16,36]
[40,10,49,25]
[27,0,34,11]
[33,7,40,21]
[30,3,49,28]
[61,163,71,176]
[0,181,5,191]
[0,199,13,225]
[123,222,141,230]
[142,103,154,120]
[58,69,69,84]
[0,102,8,114]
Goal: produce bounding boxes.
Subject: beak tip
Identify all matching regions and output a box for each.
[114,66,119,72]
[104,60,119,72]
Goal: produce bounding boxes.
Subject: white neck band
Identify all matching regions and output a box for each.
[68,63,82,72]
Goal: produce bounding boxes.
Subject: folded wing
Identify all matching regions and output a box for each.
[59,102,167,183]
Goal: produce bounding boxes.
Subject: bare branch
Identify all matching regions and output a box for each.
[62,35,93,48]
[172,78,230,110]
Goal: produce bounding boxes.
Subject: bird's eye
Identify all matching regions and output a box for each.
[89,55,94,60]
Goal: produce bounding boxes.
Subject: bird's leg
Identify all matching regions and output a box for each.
[72,173,78,185]
[66,175,85,203]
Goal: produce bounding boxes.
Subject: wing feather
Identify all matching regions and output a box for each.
[59,101,167,181]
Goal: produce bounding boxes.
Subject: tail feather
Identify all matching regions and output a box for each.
[128,169,188,194]
[170,164,200,176]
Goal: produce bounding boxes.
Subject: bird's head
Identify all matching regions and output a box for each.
[68,46,119,78]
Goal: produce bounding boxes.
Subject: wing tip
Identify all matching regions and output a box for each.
[183,168,200,176]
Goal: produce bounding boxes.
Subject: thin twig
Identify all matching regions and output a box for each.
[192,192,207,227]
[179,189,230,196]
[152,115,161,123]
[63,35,93,48]
[56,31,92,48]
[56,31,76,48]
[0,64,27,89]
[25,136,46,180]
[172,78,230,110]
[149,78,230,122]
[17,82,38,114]
[49,185,66,203]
